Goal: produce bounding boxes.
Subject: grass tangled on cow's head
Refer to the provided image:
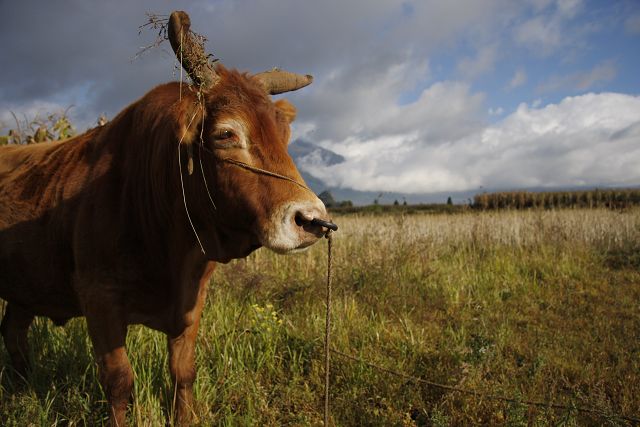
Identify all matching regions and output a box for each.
[1,208,639,425]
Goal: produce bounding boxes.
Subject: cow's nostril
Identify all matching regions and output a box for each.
[294,212,312,227]
[294,211,338,232]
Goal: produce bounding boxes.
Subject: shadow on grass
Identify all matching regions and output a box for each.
[605,241,640,269]
[0,317,106,425]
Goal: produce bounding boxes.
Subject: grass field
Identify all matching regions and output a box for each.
[1,209,639,426]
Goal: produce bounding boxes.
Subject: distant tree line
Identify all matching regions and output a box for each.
[318,190,353,208]
[473,189,640,210]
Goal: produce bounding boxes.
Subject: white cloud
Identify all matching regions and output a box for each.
[296,67,485,146]
[574,61,617,90]
[456,45,498,80]
[299,92,640,193]
[527,0,554,12]
[537,60,617,93]
[294,56,432,142]
[556,0,583,18]
[624,14,640,34]
[508,68,527,89]
[515,16,563,55]
[514,0,585,56]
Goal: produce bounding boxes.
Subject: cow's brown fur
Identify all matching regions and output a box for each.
[0,65,325,425]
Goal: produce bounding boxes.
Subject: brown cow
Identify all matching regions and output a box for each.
[0,11,331,426]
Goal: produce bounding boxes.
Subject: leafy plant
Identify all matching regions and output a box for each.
[1,108,76,145]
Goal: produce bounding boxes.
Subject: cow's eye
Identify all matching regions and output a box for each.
[215,130,234,141]
[213,129,238,148]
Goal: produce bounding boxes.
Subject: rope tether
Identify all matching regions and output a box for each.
[323,232,333,426]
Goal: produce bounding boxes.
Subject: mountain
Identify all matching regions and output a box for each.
[288,139,345,167]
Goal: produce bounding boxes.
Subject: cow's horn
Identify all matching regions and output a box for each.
[254,69,313,95]
[168,11,218,89]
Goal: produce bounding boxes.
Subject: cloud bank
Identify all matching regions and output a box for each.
[298,91,640,193]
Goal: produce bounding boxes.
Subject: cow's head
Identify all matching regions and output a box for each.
[167,11,329,258]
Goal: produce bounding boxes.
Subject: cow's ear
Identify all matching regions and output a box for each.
[274,99,297,123]
[176,96,205,145]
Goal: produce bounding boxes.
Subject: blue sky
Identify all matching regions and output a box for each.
[405,0,640,118]
[1,0,639,196]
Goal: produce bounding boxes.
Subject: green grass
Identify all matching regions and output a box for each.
[1,209,639,425]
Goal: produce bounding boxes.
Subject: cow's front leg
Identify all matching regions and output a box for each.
[167,280,208,425]
[85,304,132,427]
[1,303,35,377]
